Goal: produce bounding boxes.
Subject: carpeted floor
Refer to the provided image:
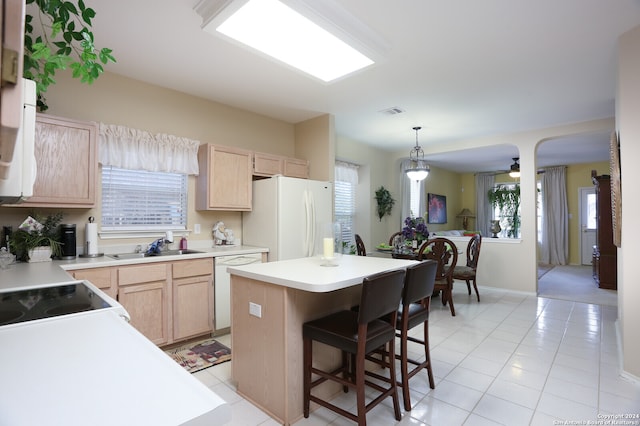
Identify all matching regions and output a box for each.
[537,264,618,307]
[165,338,231,374]
[537,263,555,279]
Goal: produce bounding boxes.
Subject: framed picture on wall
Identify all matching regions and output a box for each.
[427,193,447,224]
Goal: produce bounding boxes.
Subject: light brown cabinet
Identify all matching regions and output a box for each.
[172,258,214,341]
[196,144,252,211]
[118,263,170,346]
[18,114,97,207]
[253,151,309,179]
[74,258,214,346]
[71,267,117,299]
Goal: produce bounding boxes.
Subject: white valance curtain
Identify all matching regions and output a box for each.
[99,123,200,175]
[335,160,359,184]
[540,166,568,265]
[475,173,495,238]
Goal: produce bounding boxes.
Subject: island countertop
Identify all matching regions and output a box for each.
[227,254,417,292]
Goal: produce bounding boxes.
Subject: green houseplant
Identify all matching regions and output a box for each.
[487,184,521,238]
[9,212,64,261]
[374,186,395,221]
[24,0,116,111]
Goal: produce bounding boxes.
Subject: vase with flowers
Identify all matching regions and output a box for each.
[402,216,429,250]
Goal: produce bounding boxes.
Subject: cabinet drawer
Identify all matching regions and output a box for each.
[173,258,213,279]
[72,267,111,289]
[118,263,168,286]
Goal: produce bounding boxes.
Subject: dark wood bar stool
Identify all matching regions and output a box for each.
[395,260,438,410]
[303,269,406,426]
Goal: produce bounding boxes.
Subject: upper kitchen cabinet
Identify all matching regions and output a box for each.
[196,144,252,211]
[0,0,25,178]
[283,157,309,179]
[18,114,97,207]
[253,151,309,179]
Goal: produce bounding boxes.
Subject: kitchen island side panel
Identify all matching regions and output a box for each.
[230,274,361,425]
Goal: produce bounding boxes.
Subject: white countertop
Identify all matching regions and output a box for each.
[227,254,417,292]
[0,310,230,426]
[0,245,268,292]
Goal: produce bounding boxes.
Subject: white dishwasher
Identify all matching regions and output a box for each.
[214,253,264,333]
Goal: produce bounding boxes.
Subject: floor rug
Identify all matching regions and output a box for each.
[165,338,231,374]
[537,263,555,279]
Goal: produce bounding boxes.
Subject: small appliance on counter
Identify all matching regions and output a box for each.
[59,224,76,259]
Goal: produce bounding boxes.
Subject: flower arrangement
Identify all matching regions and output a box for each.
[402,216,429,245]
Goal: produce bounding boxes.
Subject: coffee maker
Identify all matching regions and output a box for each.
[59,224,77,259]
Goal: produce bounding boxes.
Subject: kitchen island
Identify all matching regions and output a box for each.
[228,255,416,425]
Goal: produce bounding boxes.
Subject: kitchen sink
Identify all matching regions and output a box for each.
[108,249,203,260]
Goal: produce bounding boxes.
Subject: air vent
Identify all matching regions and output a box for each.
[379,107,405,115]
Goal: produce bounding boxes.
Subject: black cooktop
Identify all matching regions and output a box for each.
[0,282,112,326]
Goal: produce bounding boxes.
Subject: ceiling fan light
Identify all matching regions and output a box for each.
[508,157,520,178]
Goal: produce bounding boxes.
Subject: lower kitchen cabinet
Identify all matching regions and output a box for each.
[68,257,214,346]
[118,263,170,346]
[172,258,214,341]
[70,266,117,299]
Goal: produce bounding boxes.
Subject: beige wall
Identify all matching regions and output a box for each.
[0,71,298,250]
[295,114,334,182]
[618,24,640,379]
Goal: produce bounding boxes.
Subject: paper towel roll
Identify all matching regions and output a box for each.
[85,222,98,255]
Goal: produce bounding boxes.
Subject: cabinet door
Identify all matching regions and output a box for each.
[172,258,214,340]
[71,267,117,299]
[197,144,252,211]
[119,281,169,346]
[19,114,97,207]
[173,275,213,340]
[253,152,283,177]
[284,158,309,179]
[118,263,170,345]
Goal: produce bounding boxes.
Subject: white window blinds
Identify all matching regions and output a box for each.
[102,166,187,231]
[334,161,359,245]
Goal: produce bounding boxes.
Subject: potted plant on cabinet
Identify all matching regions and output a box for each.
[9,213,64,262]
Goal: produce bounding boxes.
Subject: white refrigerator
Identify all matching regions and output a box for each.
[242,176,333,261]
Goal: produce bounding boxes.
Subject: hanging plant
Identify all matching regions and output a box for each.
[24,0,116,111]
[374,186,395,221]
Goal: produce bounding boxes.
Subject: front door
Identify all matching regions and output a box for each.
[579,186,597,265]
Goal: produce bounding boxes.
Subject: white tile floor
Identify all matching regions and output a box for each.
[194,287,640,425]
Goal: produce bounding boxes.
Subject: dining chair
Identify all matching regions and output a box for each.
[388,231,403,248]
[394,260,438,410]
[354,234,366,256]
[303,269,406,426]
[417,238,458,316]
[452,234,482,302]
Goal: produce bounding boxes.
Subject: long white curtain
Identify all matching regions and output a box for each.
[99,123,200,175]
[475,173,495,237]
[540,166,568,264]
[400,159,425,229]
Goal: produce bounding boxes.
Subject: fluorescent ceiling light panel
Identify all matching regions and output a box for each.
[213,0,374,82]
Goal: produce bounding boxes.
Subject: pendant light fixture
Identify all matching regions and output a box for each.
[509,157,520,178]
[405,126,430,181]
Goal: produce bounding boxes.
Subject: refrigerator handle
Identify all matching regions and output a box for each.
[308,190,316,256]
[303,190,310,256]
